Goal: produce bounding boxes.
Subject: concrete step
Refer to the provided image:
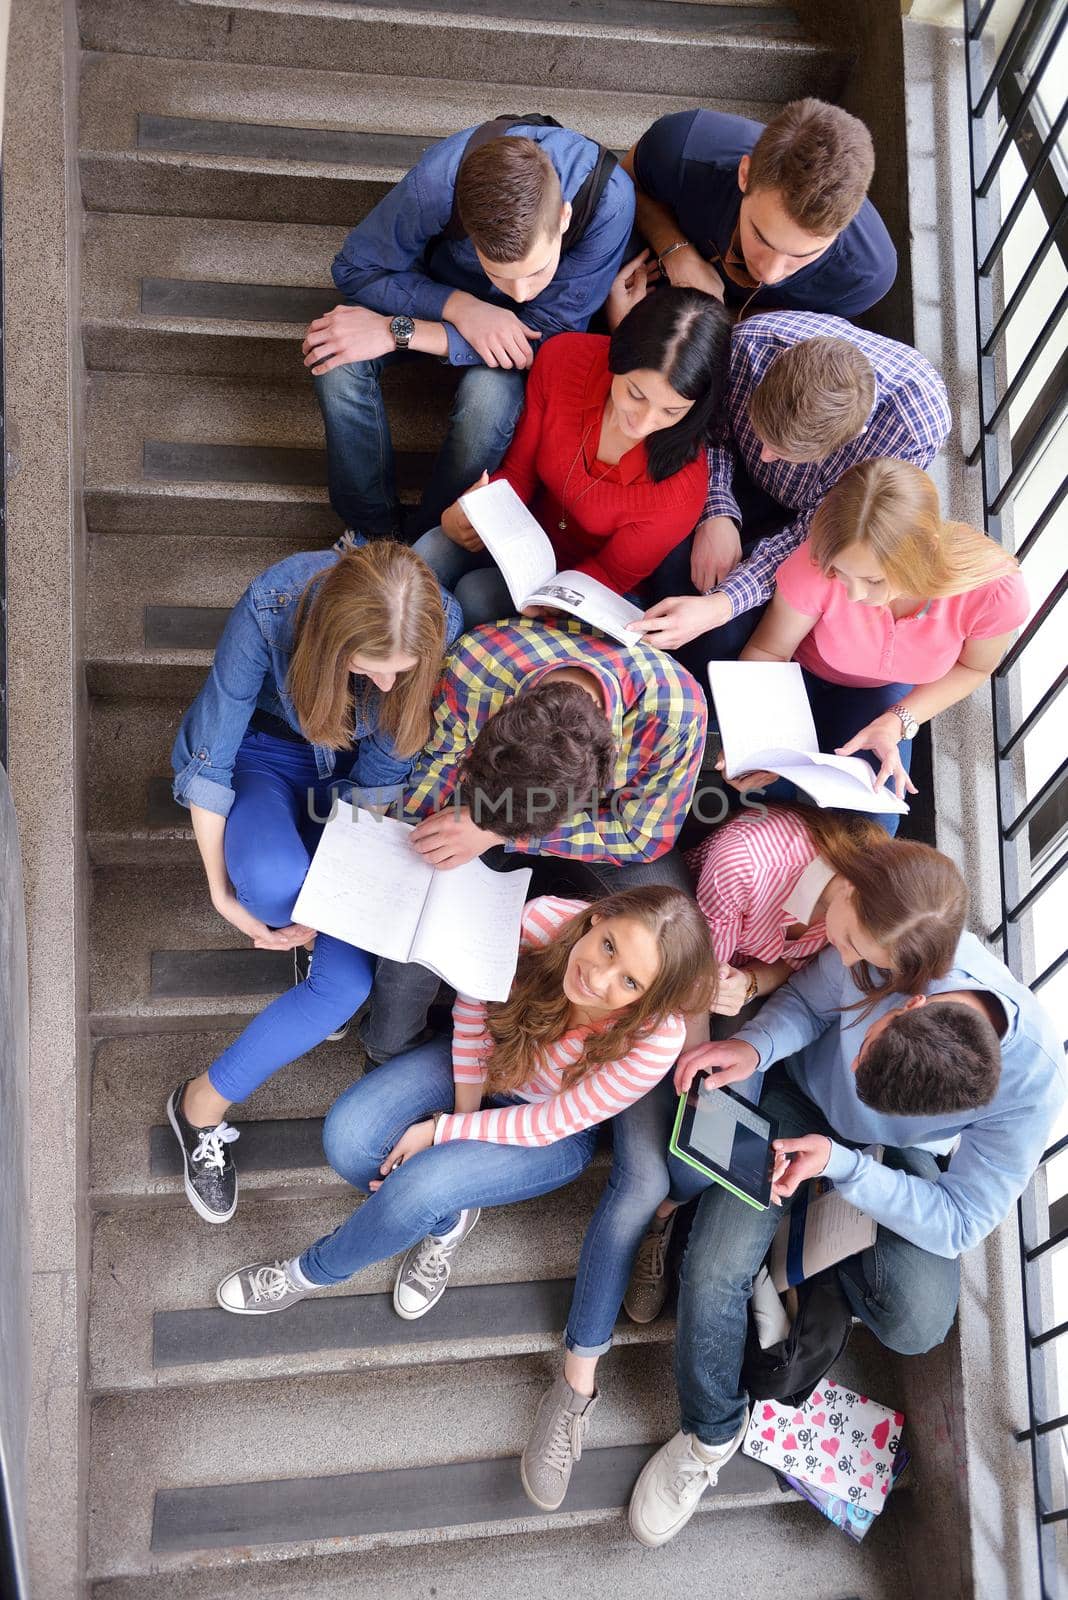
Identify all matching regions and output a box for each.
[87,688,195,866]
[85,1343,782,1580]
[84,369,445,536]
[88,1171,666,1391]
[89,1503,912,1600]
[79,0,848,102]
[79,51,778,227]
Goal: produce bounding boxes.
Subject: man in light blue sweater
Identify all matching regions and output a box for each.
[628,932,1066,1548]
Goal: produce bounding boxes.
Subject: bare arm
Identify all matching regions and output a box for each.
[740,592,818,663]
[621,144,726,300]
[189,803,312,951]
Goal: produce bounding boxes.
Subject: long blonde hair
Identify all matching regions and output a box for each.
[482,888,717,1096]
[286,541,446,756]
[809,458,1017,598]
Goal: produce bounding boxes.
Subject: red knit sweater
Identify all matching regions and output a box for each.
[491,333,708,595]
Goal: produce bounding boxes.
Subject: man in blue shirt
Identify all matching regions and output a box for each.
[302,121,634,539]
[624,99,896,320]
[626,935,1066,1547]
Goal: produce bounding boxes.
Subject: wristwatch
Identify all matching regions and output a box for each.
[389,314,416,350]
[889,702,920,741]
[741,969,759,1006]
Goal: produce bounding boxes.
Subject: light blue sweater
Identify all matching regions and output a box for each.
[736,932,1066,1259]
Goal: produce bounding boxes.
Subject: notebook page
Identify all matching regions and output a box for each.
[707,662,819,776]
[292,804,433,961]
[525,569,644,648]
[765,760,908,815]
[459,479,558,608]
[413,855,532,1001]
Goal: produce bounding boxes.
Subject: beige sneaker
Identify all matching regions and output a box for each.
[628,1416,749,1548]
[623,1210,676,1324]
[520,1373,598,1511]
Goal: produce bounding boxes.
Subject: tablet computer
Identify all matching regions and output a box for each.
[670,1080,779,1211]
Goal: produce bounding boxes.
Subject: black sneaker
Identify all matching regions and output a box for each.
[293,945,349,1042]
[166,1081,240,1224]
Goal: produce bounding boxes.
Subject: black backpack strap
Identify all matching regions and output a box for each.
[432,114,616,259]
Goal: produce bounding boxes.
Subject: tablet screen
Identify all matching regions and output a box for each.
[671,1082,778,1209]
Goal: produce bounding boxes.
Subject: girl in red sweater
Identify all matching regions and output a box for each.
[413,284,731,626]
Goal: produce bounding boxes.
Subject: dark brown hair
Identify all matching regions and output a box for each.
[747,99,875,235]
[286,542,446,757]
[483,887,716,1094]
[462,678,616,839]
[456,136,563,263]
[855,999,1002,1115]
[748,338,876,461]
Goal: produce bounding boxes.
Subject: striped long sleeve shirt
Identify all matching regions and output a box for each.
[704,313,952,618]
[435,896,685,1146]
[685,809,831,969]
[403,619,706,865]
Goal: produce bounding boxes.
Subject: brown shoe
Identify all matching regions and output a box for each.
[623,1211,677,1324]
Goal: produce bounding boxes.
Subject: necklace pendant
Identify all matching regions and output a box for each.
[558,518,567,531]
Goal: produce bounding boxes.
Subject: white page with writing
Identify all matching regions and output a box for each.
[525,569,645,648]
[459,479,557,608]
[708,661,819,774]
[292,804,432,961]
[412,855,532,1001]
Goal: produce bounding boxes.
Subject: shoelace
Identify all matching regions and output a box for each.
[405,1241,451,1295]
[544,1405,589,1474]
[247,1263,298,1305]
[191,1121,240,1172]
[667,1446,718,1503]
[632,1220,670,1285]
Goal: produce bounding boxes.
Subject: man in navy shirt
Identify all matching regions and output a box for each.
[625,100,895,321]
[302,122,634,539]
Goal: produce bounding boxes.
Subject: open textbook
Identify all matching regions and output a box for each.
[459,478,645,647]
[708,661,909,816]
[292,803,532,1001]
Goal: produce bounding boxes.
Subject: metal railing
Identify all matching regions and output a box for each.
[963,2,1068,1594]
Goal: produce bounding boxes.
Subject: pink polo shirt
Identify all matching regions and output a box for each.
[775,541,1029,689]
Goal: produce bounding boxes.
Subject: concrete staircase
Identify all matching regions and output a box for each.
[75,1,914,1593]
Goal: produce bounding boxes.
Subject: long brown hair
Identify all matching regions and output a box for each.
[809,458,1017,599]
[482,887,716,1096]
[774,804,968,1006]
[286,542,446,757]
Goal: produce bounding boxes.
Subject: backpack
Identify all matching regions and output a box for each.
[428,114,618,262]
[741,1266,854,1410]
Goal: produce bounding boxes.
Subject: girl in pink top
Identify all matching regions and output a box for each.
[734,459,1028,832]
[213,887,713,1340]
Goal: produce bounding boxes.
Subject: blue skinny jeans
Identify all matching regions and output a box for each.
[674,1062,961,1447]
[313,355,526,539]
[206,730,374,1103]
[299,1035,598,1285]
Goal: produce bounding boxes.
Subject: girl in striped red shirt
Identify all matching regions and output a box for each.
[213,887,714,1337]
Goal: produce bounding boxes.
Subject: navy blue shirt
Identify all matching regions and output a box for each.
[634,109,897,319]
[331,122,635,367]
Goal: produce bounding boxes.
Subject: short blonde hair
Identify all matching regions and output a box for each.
[809,459,1018,598]
[749,337,875,460]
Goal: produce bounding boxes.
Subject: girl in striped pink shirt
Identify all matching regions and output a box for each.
[214,886,714,1339]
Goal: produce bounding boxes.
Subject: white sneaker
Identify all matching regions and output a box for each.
[628,1415,749,1548]
[392,1209,480,1320]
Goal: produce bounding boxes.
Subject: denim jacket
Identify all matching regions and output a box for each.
[172,548,462,818]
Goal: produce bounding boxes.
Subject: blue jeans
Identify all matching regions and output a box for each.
[756,670,915,837]
[313,355,527,538]
[412,525,516,629]
[207,731,374,1103]
[300,1035,598,1285]
[674,1063,961,1447]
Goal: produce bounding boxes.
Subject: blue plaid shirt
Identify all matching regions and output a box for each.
[704,313,952,617]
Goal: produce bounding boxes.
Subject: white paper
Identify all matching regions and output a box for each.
[292,803,532,1001]
[525,569,644,648]
[769,1148,883,1291]
[459,479,557,608]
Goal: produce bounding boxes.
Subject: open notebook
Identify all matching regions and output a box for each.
[292,804,532,1001]
[459,478,644,647]
[708,661,909,816]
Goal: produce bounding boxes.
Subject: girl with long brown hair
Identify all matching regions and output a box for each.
[166,540,461,1224]
[734,457,1028,833]
[619,801,968,1339]
[212,888,714,1443]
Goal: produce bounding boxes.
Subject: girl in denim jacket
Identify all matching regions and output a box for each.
[167,539,461,1223]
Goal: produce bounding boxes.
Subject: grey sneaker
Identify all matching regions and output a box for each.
[628,1416,749,1548]
[216,1259,311,1315]
[623,1211,677,1324]
[393,1208,480,1320]
[520,1373,599,1511]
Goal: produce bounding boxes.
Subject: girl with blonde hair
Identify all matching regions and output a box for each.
[166,539,461,1223]
[732,458,1028,831]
